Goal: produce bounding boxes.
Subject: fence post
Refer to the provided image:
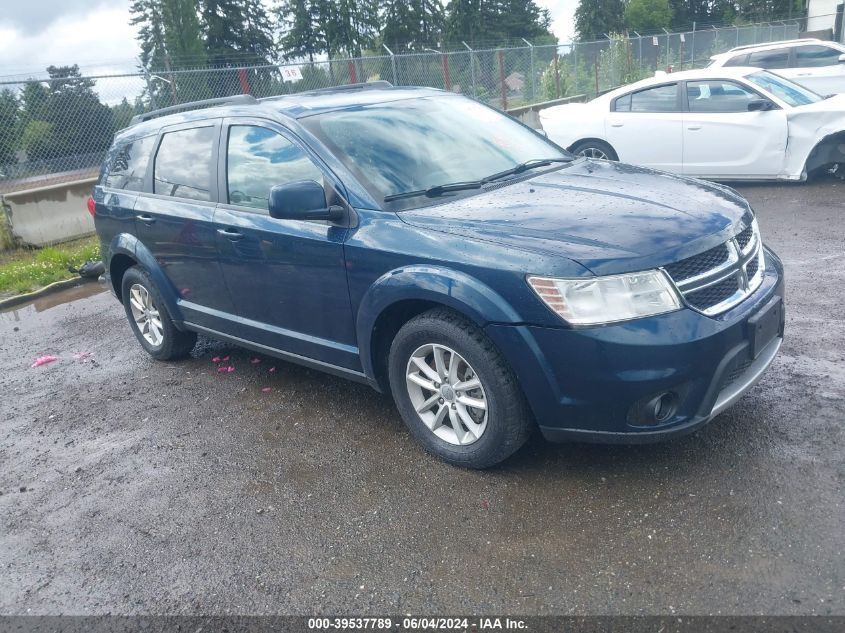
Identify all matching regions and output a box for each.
[347,60,357,84]
[441,52,451,92]
[498,50,507,110]
[691,22,696,67]
[462,42,476,98]
[139,59,158,110]
[238,68,251,94]
[594,58,599,97]
[522,38,535,100]
[633,32,642,72]
[573,42,578,96]
[736,26,740,47]
[554,52,561,98]
[382,44,398,85]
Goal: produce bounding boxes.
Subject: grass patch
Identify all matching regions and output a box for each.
[0,236,100,295]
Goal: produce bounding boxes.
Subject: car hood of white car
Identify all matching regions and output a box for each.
[399,159,755,276]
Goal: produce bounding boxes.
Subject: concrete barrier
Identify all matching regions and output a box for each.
[507,95,587,128]
[1,177,96,247]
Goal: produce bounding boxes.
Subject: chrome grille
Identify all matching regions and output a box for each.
[664,220,764,316]
[664,243,729,281]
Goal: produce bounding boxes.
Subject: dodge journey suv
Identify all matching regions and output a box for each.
[92,82,785,468]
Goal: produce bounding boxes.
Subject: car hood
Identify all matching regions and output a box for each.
[398,159,753,276]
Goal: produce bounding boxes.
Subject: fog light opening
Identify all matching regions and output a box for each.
[650,392,677,424]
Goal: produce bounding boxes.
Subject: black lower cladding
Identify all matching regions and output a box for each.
[685,275,740,310]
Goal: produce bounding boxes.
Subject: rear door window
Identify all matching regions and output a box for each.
[794,45,842,67]
[629,84,678,112]
[724,53,749,67]
[102,135,155,191]
[153,126,216,202]
[747,48,790,69]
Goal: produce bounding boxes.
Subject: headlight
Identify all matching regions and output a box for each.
[527,270,681,326]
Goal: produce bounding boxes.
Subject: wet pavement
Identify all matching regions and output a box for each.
[1,179,843,615]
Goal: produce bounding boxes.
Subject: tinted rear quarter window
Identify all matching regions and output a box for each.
[626,84,678,112]
[154,126,216,202]
[795,45,841,67]
[102,135,155,191]
[747,48,789,69]
[724,53,749,67]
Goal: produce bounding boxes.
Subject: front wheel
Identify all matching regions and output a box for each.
[388,309,532,468]
[570,139,619,161]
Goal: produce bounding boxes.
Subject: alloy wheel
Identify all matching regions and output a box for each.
[128,283,164,347]
[405,343,488,446]
[578,147,608,159]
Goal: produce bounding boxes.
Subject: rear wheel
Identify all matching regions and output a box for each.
[388,308,532,468]
[121,266,196,360]
[570,139,619,161]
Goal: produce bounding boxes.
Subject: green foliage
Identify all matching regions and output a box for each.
[574,0,625,40]
[382,0,445,51]
[276,0,325,62]
[0,90,19,165]
[625,0,673,33]
[21,120,53,161]
[0,237,100,295]
[445,0,554,48]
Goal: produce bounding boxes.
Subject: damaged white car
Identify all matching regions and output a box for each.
[539,67,845,181]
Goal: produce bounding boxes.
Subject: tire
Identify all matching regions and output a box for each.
[388,308,532,468]
[570,139,619,161]
[121,266,196,361]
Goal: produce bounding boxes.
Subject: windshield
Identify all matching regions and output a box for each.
[300,95,569,209]
[746,71,824,107]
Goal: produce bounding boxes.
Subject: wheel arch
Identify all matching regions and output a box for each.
[356,266,522,392]
[568,137,618,160]
[802,130,845,177]
[107,233,183,323]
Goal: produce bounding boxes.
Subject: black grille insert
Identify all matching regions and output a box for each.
[745,256,759,280]
[735,225,753,251]
[665,243,729,282]
[685,275,740,310]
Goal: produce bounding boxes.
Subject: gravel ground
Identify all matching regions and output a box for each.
[0,178,843,616]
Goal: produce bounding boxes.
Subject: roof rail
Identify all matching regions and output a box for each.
[129,94,258,125]
[723,38,819,54]
[301,80,394,94]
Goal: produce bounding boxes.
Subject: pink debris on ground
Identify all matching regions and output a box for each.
[73,352,94,360]
[31,355,58,368]
[216,366,228,373]
[226,366,235,373]
[222,356,230,362]
[268,367,276,374]
[250,357,261,364]
[212,356,221,363]
[261,387,272,393]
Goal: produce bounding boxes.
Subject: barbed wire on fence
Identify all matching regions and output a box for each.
[0,18,819,193]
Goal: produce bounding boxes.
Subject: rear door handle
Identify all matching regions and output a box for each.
[136,214,156,225]
[687,125,702,131]
[610,122,624,128]
[217,227,244,241]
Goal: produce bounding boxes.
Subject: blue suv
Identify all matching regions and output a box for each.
[92,83,785,468]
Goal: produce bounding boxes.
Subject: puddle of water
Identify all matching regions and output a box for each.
[0,280,109,322]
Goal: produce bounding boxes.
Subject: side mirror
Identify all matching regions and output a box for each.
[268,180,344,222]
[747,98,776,112]
[838,53,845,64]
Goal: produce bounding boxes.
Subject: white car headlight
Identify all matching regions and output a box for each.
[528,270,682,326]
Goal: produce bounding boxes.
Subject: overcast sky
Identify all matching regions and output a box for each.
[0,0,577,79]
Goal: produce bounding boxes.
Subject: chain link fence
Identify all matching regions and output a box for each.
[0,20,803,194]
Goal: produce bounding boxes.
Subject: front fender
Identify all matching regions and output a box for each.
[108,233,184,323]
[355,265,521,379]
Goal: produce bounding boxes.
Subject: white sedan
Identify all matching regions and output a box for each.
[539,67,845,181]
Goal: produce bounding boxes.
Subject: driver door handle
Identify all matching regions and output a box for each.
[136,214,156,225]
[217,227,244,241]
[687,125,702,131]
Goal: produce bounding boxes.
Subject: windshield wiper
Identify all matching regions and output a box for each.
[383,157,573,203]
[481,157,574,183]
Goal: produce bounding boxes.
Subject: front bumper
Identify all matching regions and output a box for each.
[484,248,785,443]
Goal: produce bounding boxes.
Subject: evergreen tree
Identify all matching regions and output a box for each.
[324,0,380,57]
[275,0,325,62]
[382,0,445,51]
[574,0,625,40]
[0,89,19,166]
